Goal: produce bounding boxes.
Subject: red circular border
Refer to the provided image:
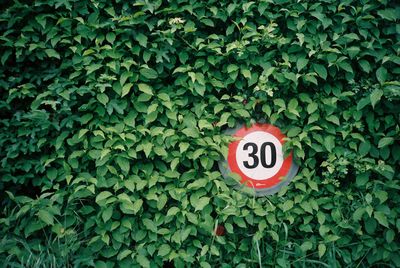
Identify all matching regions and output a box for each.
[227,123,293,189]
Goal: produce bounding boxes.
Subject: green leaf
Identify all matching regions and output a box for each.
[132,199,143,214]
[184,20,197,33]
[370,88,383,108]
[102,206,113,222]
[135,33,148,47]
[346,46,360,59]
[35,15,47,28]
[241,68,251,79]
[376,67,388,84]
[227,64,239,73]
[377,9,398,21]
[182,127,199,138]
[78,129,89,139]
[280,200,293,212]
[96,191,113,204]
[138,93,152,102]
[194,197,210,211]
[307,102,318,114]
[386,229,395,243]
[167,207,180,216]
[38,209,54,225]
[287,127,301,137]
[117,249,132,261]
[97,93,109,105]
[359,141,371,156]
[338,61,353,73]
[121,83,133,97]
[1,50,12,65]
[116,156,130,173]
[318,244,326,258]
[359,60,371,73]
[313,64,327,80]
[357,96,370,110]
[326,115,340,125]
[378,137,394,148]
[45,49,60,59]
[374,211,389,227]
[147,103,158,114]
[284,72,298,83]
[297,58,309,72]
[158,244,171,257]
[106,32,116,43]
[140,68,158,79]
[235,109,250,117]
[288,98,299,114]
[300,241,313,252]
[142,142,153,157]
[136,254,150,268]
[324,136,335,152]
[143,218,157,232]
[365,218,377,234]
[138,83,153,95]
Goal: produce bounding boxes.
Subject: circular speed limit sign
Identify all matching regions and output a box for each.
[219,123,298,196]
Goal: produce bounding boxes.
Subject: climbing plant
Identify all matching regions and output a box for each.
[0,0,399,267]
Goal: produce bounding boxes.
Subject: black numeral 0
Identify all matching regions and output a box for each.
[243,142,276,169]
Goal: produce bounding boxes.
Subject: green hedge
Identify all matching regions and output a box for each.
[1,0,399,267]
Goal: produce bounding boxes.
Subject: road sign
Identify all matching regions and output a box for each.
[219,123,298,196]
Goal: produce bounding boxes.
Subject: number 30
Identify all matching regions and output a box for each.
[243,142,276,169]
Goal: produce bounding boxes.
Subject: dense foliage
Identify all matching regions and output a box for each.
[1,0,399,267]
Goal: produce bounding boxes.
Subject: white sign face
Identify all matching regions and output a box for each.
[236,131,284,180]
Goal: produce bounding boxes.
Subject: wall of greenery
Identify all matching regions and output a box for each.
[1,0,399,267]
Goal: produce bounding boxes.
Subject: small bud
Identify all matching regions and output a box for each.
[215,225,225,236]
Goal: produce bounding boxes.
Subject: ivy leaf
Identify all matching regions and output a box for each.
[45,49,60,59]
[324,136,335,152]
[241,68,251,79]
[370,88,383,108]
[135,33,148,47]
[307,102,318,114]
[377,9,397,21]
[96,191,113,204]
[297,58,309,72]
[376,67,388,84]
[318,244,326,258]
[182,127,199,138]
[116,156,130,173]
[136,255,150,267]
[157,244,171,257]
[97,93,109,105]
[227,64,239,73]
[374,211,389,227]
[78,129,89,139]
[300,241,313,252]
[37,209,54,226]
[378,137,394,148]
[287,127,301,137]
[194,197,210,211]
[386,230,395,243]
[102,206,113,222]
[313,64,327,80]
[132,199,143,214]
[359,60,371,73]
[140,68,158,79]
[121,83,133,97]
[142,142,153,157]
[357,96,370,110]
[138,83,153,95]
[280,200,293,212]
[106,32,116,43]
